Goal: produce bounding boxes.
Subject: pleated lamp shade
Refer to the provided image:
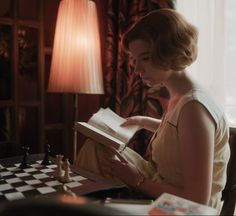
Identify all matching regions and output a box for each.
[48,0,104,94]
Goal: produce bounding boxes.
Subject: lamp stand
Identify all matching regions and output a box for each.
[73,93,79,164]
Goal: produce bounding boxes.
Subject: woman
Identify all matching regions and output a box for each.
[76,9,230,212]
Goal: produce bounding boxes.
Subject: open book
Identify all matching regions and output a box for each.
[75,108,139,151]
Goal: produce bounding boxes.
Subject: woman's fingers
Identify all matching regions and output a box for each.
[120,117,139,126]
[120,118,132,127]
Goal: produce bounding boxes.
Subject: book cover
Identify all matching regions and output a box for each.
[148,193,217,215]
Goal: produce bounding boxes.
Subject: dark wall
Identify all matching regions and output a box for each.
[0,0,106,159]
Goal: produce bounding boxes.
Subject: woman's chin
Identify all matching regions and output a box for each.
[143,80,152,87]
[142,79,162,88]
[143,81,152,87]
[145,82,164,89]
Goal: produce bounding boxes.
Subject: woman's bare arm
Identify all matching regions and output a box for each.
[121,116,161,132]
[137,101,215,204]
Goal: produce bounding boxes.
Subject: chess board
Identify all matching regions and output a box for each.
[0,157,115,202]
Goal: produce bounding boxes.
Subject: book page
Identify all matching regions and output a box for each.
[76,122,125,150]
[88,108,117,138]
[76,108,139,149]
[90,108,139,143]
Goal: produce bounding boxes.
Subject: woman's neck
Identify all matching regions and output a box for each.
[163,70,195,99]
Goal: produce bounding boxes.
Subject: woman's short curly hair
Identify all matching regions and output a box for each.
[122,9,198,71]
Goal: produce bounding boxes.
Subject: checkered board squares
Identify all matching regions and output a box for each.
[0,160,92,202]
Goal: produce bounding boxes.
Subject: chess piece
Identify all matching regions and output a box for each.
[58,185,76,197]
[61,158,72,183]
[0,167,3,181]
[41,142,52,166]
[19,146,30,169]
[54,154,63,180]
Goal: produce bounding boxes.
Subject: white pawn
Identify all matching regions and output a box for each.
[55,154,64,180]
[61,158,72,183]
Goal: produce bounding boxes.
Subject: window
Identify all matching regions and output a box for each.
[177,0,236,127]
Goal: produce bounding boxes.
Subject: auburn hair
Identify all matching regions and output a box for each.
[122,9,198,71]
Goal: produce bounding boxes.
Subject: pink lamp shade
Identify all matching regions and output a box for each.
[48,0,104,94]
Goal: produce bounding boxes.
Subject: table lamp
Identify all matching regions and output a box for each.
[48,0,104,163]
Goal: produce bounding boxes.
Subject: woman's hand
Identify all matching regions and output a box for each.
[121,116,161,132]
[120,116,144,129]
[102,148,140,187]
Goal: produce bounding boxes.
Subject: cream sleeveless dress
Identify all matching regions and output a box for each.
[76,89,230,212]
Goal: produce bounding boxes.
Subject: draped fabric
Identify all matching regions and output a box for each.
[102,0,176,155]
[177,0,236,127]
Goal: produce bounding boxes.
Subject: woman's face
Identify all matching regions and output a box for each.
[129,39,171,87]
